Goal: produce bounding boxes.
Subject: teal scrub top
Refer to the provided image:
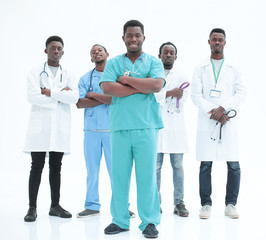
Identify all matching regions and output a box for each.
[79,69,110,130]
[100,52,165,132]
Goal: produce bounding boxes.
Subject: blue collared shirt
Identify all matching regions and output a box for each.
[79,69,109,130]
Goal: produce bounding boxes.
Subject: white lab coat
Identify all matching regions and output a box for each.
[190,58,246,161]
[155,70,189,153]
[24,62,79,154]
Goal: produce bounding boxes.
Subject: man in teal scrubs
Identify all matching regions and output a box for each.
[100,20,165,239]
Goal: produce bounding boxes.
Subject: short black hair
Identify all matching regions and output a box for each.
[123,20,144,35]
[90,44,108,54]
[159,42,177,55]
[209,28,226,39]
[45,36,64,48]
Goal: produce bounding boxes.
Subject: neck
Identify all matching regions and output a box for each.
[211,53,224,60]
[126,50,143,62]
[47,60,60,67]
[95,61,106,72]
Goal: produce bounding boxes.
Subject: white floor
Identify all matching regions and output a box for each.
[1,151,265,240]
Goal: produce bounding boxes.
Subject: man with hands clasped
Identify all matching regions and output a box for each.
[190,28,246,219]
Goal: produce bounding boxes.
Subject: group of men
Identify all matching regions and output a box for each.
[23,19,246,239]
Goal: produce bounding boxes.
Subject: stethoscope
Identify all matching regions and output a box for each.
[123,53,144,76]
[210,109,237,143]
[88,68,96,92]
[167,81,190,114]
[40,62,63,83]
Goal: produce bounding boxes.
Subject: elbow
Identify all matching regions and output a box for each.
[153,79,165,93]
[101,82,111,95]
[76,99,83,108]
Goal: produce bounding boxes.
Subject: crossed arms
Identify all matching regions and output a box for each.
[101,75,165,97]
[76,92,112,109]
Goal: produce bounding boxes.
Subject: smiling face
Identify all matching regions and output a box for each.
[208,32,226,59]
[90,45,109,64]
[159,44,177,70]
[122,26,145,56]
[45,41,64,66]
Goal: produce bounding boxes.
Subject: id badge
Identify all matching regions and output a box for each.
[210,89,221,98]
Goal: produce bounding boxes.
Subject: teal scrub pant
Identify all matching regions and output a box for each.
[110,129,161,231]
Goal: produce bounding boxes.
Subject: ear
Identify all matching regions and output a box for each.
[44,49,48,54]
[143,35,146,42]
[122,36,125,42]
[208,39,211,45]
[175,55,177,60]
[158,54,161,59]
[106,52,109,58]
[61,51,64,56]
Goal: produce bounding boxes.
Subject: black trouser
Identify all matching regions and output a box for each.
[28,152,64,208]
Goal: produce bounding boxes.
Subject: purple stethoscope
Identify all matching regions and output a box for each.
[176,82,190,112]
[167,81,190,114]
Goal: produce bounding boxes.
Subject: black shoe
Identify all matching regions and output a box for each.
[24,207,37,222]
[49,205,72,218]
[174,203,189,217]
[129,210,135,218]
[104,223,129,235]
[142,223,159,238]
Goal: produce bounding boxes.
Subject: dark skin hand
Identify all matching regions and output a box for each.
[208,106,225,121]
[166,87,183,99]
[218,114,230,125]
[208,106,229,125]
[76,91,112,109]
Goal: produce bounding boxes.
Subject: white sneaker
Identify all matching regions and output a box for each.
[199,205,211,219]
[225,204,239,219]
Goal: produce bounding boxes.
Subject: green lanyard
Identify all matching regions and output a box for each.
[211,58,224,86]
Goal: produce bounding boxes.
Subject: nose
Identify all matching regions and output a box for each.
[131,36,137,42]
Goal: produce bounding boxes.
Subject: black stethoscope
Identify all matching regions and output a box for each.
[210,109,237,143]
[40,62,63,82]
[89,68,96,92]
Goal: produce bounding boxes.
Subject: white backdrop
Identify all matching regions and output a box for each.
[0,0,265,239]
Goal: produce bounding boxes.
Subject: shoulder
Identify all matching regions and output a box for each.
[28,62,46,78]
[143,53,160,63]
[198,58,211,67]
[170,68,187,78]
[29,62,45,72]
[80,69,94,79]
[108,54,124,64]
[223,58,239,69]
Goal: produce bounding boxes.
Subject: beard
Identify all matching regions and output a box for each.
[163,63,173,69]
[95,59,105,64]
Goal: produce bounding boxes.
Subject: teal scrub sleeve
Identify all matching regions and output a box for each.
[149,58,166,87]
[99,60,118,89]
